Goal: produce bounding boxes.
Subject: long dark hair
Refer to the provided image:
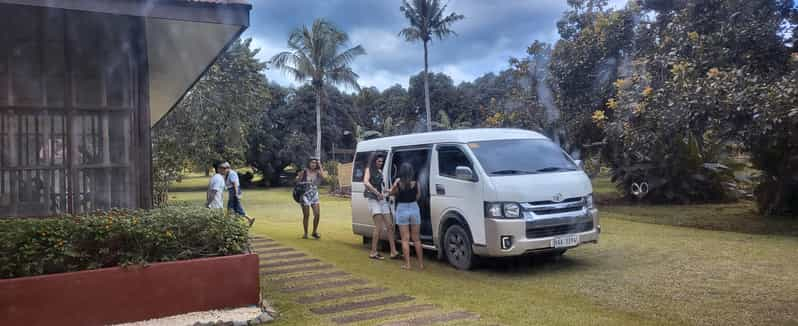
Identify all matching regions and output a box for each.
[398,163,415,190]
[307,158,321,172]
[368,153,385,175]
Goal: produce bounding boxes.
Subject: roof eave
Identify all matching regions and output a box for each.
[0,0,250,26]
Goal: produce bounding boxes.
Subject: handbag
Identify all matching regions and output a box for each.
[292,171,310,203]
[292,184,307,203]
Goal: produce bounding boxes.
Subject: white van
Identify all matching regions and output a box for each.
[350,128,599,270]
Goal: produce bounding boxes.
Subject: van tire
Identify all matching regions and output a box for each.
[443,224,474,270]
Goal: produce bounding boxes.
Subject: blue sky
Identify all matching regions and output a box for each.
[244,0,626,90]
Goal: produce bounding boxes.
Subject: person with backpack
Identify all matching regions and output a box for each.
[296,157,325,239]
[389,163,423,270]
[220,162,254,226]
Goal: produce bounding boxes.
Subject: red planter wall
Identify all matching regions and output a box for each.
[0,253,260,326]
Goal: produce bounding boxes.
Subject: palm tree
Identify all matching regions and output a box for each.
[271,19,365,158]
[399,0,464,132]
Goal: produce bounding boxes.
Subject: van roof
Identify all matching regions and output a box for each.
[356,128,547,152]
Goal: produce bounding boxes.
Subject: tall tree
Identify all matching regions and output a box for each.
[156,38,269,172]
[271,19,365,158]
[399,0,464,131]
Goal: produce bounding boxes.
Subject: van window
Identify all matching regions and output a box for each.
[469,139,577,176]
[352,151,386,182]
[437,146,473,178]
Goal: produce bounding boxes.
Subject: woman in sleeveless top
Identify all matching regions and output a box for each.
[389,162,423,270]
[363,153,399,260]
[297,157,325,239]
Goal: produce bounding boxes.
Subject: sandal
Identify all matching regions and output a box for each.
[389,253,402,260]
[400,264,411,270]
[369,253,385,260]
[311,232,321,240]
[302,234,309,239]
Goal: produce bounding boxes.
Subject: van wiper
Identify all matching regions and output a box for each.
[536,167,574,173]
[491,169,535,175]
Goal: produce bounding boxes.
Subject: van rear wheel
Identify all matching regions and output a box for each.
[444,224,474,270]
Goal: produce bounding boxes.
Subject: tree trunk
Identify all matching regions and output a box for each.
[423,40,432,132]
[315,85,322,159]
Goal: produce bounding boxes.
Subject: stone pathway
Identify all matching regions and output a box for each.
[251,236,484,325]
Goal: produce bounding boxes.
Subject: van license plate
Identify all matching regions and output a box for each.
[551,234,579,248]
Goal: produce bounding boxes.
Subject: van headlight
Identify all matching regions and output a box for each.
[585,194,594,209]
[503,203,521,218]
[485,202,522,219]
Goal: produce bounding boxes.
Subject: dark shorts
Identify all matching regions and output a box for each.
[228,190,246,216]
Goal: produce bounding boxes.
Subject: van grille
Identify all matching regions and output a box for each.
[531,206,583,215]
[524,197,585,216]
[526,221,594,238]
[528,197,582,206]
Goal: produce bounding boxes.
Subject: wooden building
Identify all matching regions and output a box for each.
[0,0,251,217]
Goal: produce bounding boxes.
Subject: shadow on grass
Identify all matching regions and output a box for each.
[341,240,594,276]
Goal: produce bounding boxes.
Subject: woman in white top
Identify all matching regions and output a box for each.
[363,153,399,260]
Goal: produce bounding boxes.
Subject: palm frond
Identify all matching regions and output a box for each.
[326,67,361,91]
[332,45,366,67]
[398,27,423,41]
[400,0,462,43]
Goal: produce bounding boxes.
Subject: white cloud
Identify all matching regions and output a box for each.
[357,69,408,90]
[248,35,298,88]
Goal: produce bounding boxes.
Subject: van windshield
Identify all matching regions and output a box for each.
[469,139,577,176]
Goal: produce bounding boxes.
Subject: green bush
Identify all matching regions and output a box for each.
[0,206,250,279]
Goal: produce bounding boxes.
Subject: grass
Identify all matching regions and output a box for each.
[171,176,798,326]
[590,176,798,236]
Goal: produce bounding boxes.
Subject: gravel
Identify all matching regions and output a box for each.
[111,306,264,326]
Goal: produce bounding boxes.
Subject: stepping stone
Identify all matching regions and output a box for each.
[256,247,296,255]
[296,287,387,304]
[331,304,437,324]
[310,295,414,315]
[379,311,479,326]
[263,264,334,276]
[251,243,281,249]
[281,279,364,293]
[261,258,320,269]
[260,252,306,260]
[272,271,350,285]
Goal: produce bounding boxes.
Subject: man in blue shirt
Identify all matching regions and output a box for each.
[220,162,254,226]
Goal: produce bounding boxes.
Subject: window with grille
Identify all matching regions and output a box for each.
[0,5,144,217]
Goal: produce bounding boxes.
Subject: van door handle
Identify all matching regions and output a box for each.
[435,184,446,195]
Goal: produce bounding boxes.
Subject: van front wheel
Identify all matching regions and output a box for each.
[444,224,474,270]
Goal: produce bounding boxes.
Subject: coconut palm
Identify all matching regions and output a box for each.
[399,0,464,131]
[271,19,365,158]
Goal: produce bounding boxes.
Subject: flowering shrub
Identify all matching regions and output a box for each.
[0,205,250,279]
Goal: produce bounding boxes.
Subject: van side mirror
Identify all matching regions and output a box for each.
[574,160,583,169]
[455,166,476,181]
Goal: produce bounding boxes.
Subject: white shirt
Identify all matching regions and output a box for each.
[208,173,226,208]
[226,170,240,194]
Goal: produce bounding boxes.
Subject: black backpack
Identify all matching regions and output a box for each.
[292,171,310,203]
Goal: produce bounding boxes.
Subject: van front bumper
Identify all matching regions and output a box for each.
[473,208,599,257]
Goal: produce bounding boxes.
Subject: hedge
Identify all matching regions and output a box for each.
[0,205,250,279]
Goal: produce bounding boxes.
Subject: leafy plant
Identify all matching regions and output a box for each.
[0,206,250,279]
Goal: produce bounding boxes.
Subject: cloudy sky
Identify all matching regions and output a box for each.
[245,0,625,90]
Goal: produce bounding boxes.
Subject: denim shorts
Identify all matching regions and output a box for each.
[227,190,246,216]
[395,202,421,225]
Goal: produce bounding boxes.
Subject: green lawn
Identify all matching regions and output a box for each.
[170,176,798,326]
